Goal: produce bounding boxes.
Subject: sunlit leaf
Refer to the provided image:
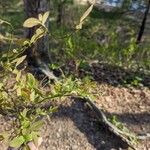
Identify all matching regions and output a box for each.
[68,37,73,49]
[30,28,45,44]
[27,73,37,88]
[16,55,26,67]
[10,136,25,148]
[80,4,94,23]
[21,108,28,118]
[0,19,11,26]
[36,27,45,35]
[76,2,94,30]
[12,55,26,67]
[30,121,43,131]
[24,134,33,142]
[21,120,30,129]
[23,18,40,28]
[42,11,50,25]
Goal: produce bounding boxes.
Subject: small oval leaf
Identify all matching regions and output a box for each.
[42,11,50,25]
[23,18,40,28]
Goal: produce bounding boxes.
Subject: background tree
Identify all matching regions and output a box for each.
[23,0,57,79]
[23,0,50,66]
[136,0,150,43]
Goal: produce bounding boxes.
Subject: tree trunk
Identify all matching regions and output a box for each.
[57,0,65,26]
[23,0,57,80]
[136,0,150,43]
[23,0,50,66]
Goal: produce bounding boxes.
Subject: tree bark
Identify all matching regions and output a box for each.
[57,0,65,26]
[23,0,51,66]
[23,0,58,80]
[136,0,150,43]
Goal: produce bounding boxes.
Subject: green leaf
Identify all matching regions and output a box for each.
[21,120,30,129]
[30,120,43,131]
[49,63,60,70]
[36,27,44,35]
[0,19,11,26]
[30,28,45,44]
[68,37,73,49]
[24,134,33,142]
[22,128,28,136]
[27,73,37,88]
[15,55,26,67]
[42,11,50,25]
[10,136,25,148]
[23,18,40,28]
[76,3,94,29]
[36,108,47,116]
[16,55,26,66]
[21,108,28,118]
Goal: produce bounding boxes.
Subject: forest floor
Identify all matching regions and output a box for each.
[0,63,150,150]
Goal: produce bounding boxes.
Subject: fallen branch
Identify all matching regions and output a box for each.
[75,96,137,150]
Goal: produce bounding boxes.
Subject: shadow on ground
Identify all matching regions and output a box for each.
[49,98,149,150]
[107,112,150,126]
[62,61,150,88]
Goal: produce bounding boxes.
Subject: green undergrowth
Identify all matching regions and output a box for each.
[1,2,150,71]
[0,13,97,149]
[0,3,149,149]
[48,5,150,72]
[0,60,95,149]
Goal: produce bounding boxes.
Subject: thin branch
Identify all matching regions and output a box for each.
[136,0,150,43]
